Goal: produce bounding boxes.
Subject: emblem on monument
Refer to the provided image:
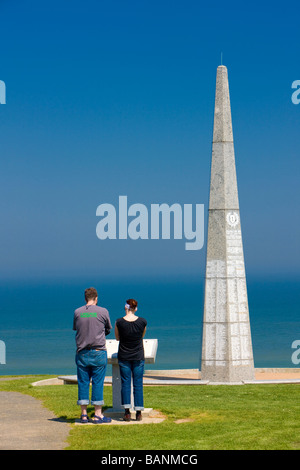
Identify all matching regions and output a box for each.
[226,211,239,227]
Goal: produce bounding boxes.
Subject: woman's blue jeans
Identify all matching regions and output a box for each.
[118,360,145,410]
[75,349,107,406]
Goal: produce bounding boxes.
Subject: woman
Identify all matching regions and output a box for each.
[115,298,147,421]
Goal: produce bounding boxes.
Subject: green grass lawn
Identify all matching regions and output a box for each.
[0,375,299,450]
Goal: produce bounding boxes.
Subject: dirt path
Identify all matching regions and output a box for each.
[0,391,69,450]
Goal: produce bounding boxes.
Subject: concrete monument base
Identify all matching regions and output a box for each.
[201,364,256,383]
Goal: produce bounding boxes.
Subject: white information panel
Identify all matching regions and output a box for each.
[106,339,158,364]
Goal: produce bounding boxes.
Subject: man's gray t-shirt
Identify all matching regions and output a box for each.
[73,304,112,352]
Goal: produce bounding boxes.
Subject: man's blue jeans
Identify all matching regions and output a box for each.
[118,360,145,410]
[75,349,107,406]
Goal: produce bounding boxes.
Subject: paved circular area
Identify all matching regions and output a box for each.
[0,392,70,450]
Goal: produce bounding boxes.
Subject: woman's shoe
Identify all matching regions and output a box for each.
[123,409,131,421]
[136,411,142,421]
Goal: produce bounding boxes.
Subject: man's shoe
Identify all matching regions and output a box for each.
[136,411,142,421]
[92,415,112,424]
[80,414,89,423]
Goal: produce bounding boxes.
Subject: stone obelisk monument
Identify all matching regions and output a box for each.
[200,65,255,383]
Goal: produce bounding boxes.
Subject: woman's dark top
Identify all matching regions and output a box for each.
[116,316,147,361]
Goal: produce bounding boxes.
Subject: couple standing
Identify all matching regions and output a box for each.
[73,287,147,423]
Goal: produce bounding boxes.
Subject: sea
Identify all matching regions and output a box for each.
[0,276,299,376]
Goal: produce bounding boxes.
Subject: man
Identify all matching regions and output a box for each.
[73,287,112,423]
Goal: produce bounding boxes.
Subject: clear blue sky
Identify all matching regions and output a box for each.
[0,0,299,281]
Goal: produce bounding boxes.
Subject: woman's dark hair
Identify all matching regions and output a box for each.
[126,299,138,311]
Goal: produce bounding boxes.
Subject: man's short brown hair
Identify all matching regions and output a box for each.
[85,287,98,302]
